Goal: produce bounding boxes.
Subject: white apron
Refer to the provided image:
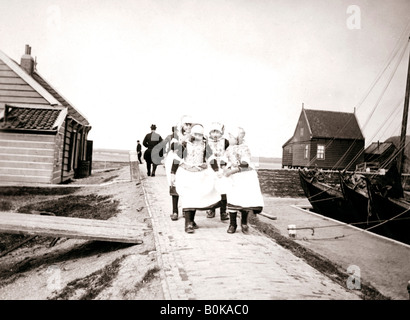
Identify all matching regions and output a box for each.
[174,140,220,210]
[226,169,264,212]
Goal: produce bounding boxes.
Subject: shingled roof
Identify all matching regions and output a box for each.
[0,104,66,132]
[303,109,364,140]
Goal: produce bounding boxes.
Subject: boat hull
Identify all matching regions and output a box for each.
[298,170,358,222]
[340,172,410,245]
[367,182,410,244]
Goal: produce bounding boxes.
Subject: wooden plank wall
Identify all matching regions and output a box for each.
[0,132,56,183]
[281,145,293,167]
[309,139,364,170]
[0,60,49,105]
[288,139,364,170]
[51,123,65,184]
[61,121,75,182]
[292,142,310,167]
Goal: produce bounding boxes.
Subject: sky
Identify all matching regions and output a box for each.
[1,0,410,158]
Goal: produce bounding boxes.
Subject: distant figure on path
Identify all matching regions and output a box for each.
[136,140,142,164]
[143,124,163,177]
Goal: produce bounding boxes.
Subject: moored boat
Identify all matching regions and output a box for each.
[298,168,358,223]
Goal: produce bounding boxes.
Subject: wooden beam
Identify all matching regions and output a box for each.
[0,212,149,244]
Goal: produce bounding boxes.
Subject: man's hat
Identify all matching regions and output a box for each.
[151,124,157,130]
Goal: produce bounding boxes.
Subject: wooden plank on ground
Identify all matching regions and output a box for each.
[0,212,150,244]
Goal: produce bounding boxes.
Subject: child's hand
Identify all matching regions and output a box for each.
[198,163,207,169]
[223,168,233,177]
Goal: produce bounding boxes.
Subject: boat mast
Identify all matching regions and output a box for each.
[397,37,410,175]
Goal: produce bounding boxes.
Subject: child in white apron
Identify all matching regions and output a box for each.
[223,127,264,234]
[171,124,221,233]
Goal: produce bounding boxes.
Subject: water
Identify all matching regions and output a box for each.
[255,161,283,170]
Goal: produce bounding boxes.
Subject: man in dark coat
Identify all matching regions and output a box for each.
[136,140,142,164]
[143,124,163,177]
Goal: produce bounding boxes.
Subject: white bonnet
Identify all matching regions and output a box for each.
[228,126,245,141]
[208,122,224,134]
[191,124,204,135]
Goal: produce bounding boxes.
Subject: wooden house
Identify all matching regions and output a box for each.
[0,45,92,184]
[356,141,396,171]
[282,107,364,170]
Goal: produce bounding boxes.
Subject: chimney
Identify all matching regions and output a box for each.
[20,44,35,75]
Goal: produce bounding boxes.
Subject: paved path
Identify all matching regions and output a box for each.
[261,197,410,300]
[140,165,361,300]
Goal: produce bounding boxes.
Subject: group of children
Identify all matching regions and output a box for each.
[161,115,264,234]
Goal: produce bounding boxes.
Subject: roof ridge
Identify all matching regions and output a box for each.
[304,108,355,115]
[32,70,89,125]
[0,49,60,106]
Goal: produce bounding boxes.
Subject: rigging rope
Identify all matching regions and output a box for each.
[304,28,410,170]
[293,206,410,241]
[343,96,406,171]
[354,19,410,112]
[374,98,403,142]
[360,39,409,131]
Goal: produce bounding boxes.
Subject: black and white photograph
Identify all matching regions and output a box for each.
[0,0,409,307]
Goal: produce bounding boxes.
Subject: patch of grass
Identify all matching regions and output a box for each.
[50,255,128,300]
[17,194,120,220]
[0,234,34,253]
[0,201,13,211]
[139,266,160,286]
[0,241,133,284]
[249,214,390,300]
[0,186,81,196]
[122,266,160,297]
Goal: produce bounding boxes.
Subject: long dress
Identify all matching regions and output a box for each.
[174,140,221,211]
[225,143,264,213]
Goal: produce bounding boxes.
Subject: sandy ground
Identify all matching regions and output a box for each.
[0,165,164,300]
